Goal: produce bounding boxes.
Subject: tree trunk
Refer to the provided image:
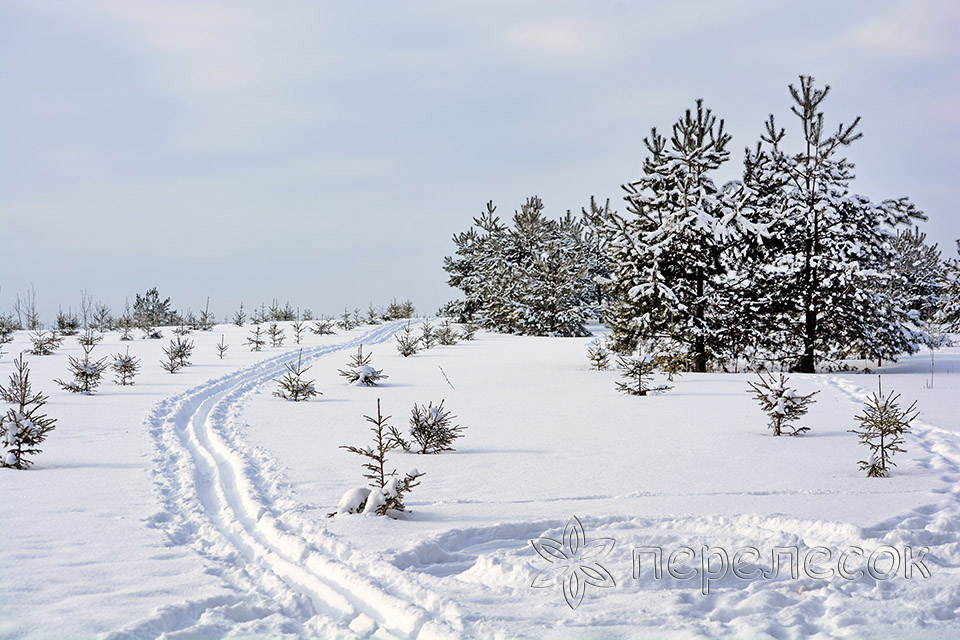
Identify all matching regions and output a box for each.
[693,267,707,372]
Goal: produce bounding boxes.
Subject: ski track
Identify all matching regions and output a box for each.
[108,322,467,640]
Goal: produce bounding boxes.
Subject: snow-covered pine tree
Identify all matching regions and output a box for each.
[267,322,285,348]
[274,349,319,401]
[55,332,108,394]
[458,320,477,341]
[246,325,266,352]
[338,345,387,386]
[28,329,63,356]
[216,334,229,359]
[407,400,464,454]
[111,347,141,385]
[160,335,193,373]
[198,298,215,331]
[939,240,960,333]
[741,77,924,371]
[0,314,17,346]
[435,319,458,346]
[581,197,613,322]
[615,349,672,396]
[292,311,307,345]
[134,287,175,330]
[55,308,81,336]
[586,338,611,370]
[650,334,687,381]
[233,303,246,327]
[0,354,57,469]
[311,318,336,335]
[366,304,381,325]
[334,399,424,516]
[91,302,113,332]
[420,319,436,349]
[338,308,353,331]
[849,378,917,477]
[605,100,756,371]
[747,372,818,436]
[395,322,420,357]
[252,303,268,324]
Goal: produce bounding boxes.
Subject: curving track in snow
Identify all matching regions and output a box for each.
[109,322,466,639]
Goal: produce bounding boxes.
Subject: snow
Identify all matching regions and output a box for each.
[0,320,958,638]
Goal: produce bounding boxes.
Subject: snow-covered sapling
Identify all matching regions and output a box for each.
[267,322,285,348]
[246,325,266,352]
[91,303,113,332]
[27,330,63,356]
[111,347,141,385]
[615,350,672,396]
[420,320,436,349]
[338,345,387,386]
[332,399,424,517]
[651,337,686,381]
[311,318,336,335]
[747,372,818,436]
[292,311,307,345]
[395,322,421,357]
[161,335,194,373]
[435,319,458,346]
[459,321,477,341]
[586,338,611,370]
[233,303,246,327]
[848,378,917,477]
[407,400,464,454]
[0,354,57,469]
[55,338,108,394]
[216,334,229,359]
[274,349,319,401]
[198,297,215,331]
[337,308,354,331]
[366,304,381,325]
[55,308,81,336]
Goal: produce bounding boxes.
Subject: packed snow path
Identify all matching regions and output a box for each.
[112,322,465,639]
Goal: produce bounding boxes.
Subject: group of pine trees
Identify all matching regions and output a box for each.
[444,77,960,372]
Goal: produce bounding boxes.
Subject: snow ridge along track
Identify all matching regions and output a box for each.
[111,322,466,640]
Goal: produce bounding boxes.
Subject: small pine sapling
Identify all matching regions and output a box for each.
[28,329,63,356]
[55,308,81,335]
[77,328,102,349]
[216,334,229,359]
[0,314,19,345]
[337,308,353,330]
[0,354,57,469]
[311,318,336,335]
[420,320,436,349]
[198,298,215,331]
[252,303,268,324]
[173,322,191,336]
[91,303,113,332]
[849,378,918,477]
[435,319,458,346]
[55,338,108,394]
[338,344,387,386]
[233,303,246,327]
[395,322,421,357]
[302,309,314,321]
[747,372,818,436]
[615,350,672,396]
[366,304,381,325]
[292,311,307,345]
[407,400,465,454]
[274,349,319,401]
[160,335,194,373]
[267,322,285,348]
[651,337,687,382]
[586,338,611,370]
[111,347,141,385]
[333,399,424,517]
[458,320,477,341]
[246,325,266,352]
[352,308,362,327]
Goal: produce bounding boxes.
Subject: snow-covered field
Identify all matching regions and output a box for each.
[1,320,958,639]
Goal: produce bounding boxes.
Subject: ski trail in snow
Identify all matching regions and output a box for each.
[111,322,466,640]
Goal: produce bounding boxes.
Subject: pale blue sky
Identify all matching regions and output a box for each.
[1,0,958,321]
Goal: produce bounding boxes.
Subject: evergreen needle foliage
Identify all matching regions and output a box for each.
[311,319,336,335]
[267,322,285,347]
[246,325,266,352]
[747,372,818,436]
[406,400,465,454]
[111,347,141,385]
[160,335,194,373]
[420,320,436,349]
[395,322,421,357]
[292,311,307,345]
[216,334,229,359]
[334,399,425,516]
[586,338,611,370]
[849,378,917,477]
[0,354,57,469]
[233,303,246,327]
[338,345,387,386]
[273,349,319,401]
[435,319,458,346]
[27,330,63,356]
[55,338,108,394]
[615,351,672,396]
[458,321,477,341]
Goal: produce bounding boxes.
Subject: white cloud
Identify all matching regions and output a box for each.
[850,0,960,57]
